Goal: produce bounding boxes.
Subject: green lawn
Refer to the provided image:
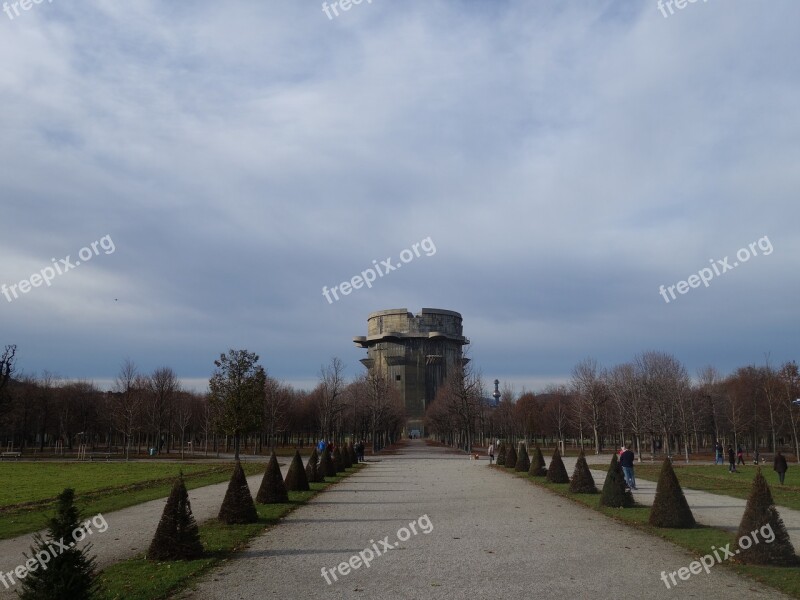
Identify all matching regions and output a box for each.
[495,466,800,598]
[96,467,363,600]
[0,462,266,540]
[632,464,800,511]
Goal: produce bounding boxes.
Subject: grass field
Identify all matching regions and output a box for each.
[96,466,363,600]
[497,466,800,598]
[0,462,266,540]
[632,463,800,511]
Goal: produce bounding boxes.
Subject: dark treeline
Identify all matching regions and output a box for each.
[0,346,405,459]
[426,351,800,463]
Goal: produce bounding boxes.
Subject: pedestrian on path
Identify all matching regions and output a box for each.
[488,442,495,465]
[715,442,723,465]
[737,444,744,465]
[620,445,637,490]
[728,445,737,473]
[774,451,788,484]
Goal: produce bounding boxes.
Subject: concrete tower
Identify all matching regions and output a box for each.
[353,308,469,435]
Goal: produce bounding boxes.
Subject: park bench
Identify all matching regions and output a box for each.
[1,452,21,460]
[88,453,112,462]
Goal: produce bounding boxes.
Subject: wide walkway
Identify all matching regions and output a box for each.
[179,441,787,600]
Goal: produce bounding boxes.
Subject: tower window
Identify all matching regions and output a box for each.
[396,375,401,381]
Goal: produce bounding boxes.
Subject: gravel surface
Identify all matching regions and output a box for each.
[178,441,789,600]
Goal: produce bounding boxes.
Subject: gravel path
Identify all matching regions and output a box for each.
[178,441,788,600]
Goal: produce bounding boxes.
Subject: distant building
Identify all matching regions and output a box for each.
[353,308,469,435]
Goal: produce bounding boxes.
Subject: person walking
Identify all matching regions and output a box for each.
[487,442,495,465]
[774,451,788,484]
[736,444,745,465]
[715,442,723,465]
[727,445,737,473]
[620,445,637,490]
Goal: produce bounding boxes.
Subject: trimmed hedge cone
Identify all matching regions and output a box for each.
[147,474,204,561]
[334,447,345,473]
[648,458,695,528]
[305,448,322,483]
[569,449,597,494]
[515,444,531,472]
[735,468,799,565]
[348,442,358,465]
[219,460,258,524]
[257,452,289,503]
[496,442,506,466]
[546,447,570,484]
[505,444,518,469]
[320,447,337,478]
[599,454,633,508]
[284,450,311,492]
[529,445,547,477]
[342,444,353,469]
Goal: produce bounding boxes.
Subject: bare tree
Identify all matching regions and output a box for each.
[174,391,198,459]
[0,345,16,408]
[571,358,606,454]
[317,357,346,441]
[113,359,143,461]
[146,367,179,454]
[264,376,290,451]
[427,357,483,452]
[779,361,800,463]
[697,365,722,443]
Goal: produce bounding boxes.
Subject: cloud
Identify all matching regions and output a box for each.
[2,0,799,388]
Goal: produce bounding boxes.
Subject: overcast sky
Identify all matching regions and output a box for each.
[2,0,798,393]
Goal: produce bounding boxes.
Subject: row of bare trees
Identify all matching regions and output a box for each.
[447,352,800,463]
[0,348,405,459]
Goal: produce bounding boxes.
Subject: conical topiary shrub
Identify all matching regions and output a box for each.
[569,449,598,494]
[284,449,311,492]
[348,442,358,464]
[148,474,204,560]
[333,447,345,473]
[649,458,695,528]
[529,445,547,476]
[257,452,289,503]
[505,444,517,469]
[219,461,258,524]
[496,442,506,466]
[20,488,96,600]
[515,443,531,472]
[305,447,321,483]
[342,443,353,469]
[320,447,337,478]
[599,454,633,508]
[735,468,799,565]
[546,447,570,483]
